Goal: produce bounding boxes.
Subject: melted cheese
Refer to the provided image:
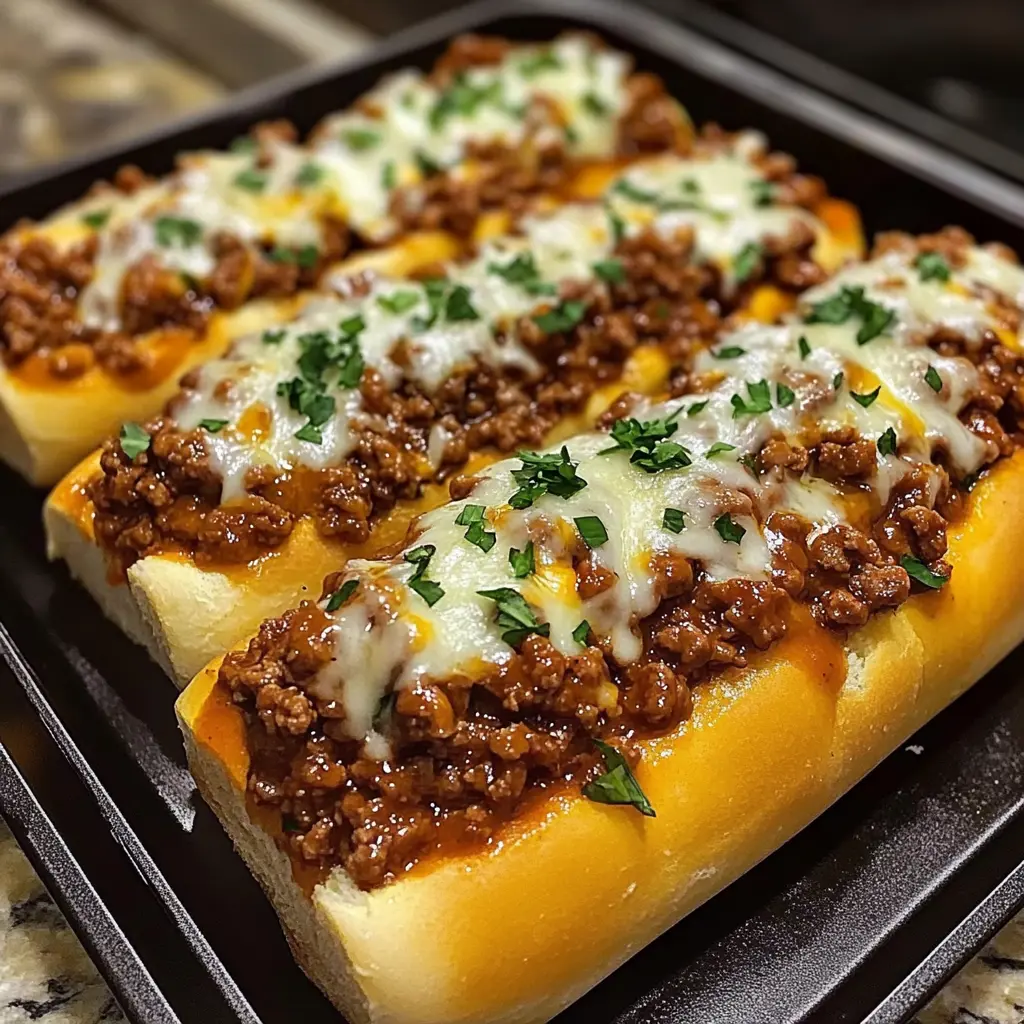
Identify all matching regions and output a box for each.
[307,242,1024,754]
[173,147,828,502]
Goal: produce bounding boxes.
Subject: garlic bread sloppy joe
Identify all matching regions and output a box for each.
[176,228,1024,1024]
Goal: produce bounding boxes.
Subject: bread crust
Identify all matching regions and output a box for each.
[176,450,1024,1024]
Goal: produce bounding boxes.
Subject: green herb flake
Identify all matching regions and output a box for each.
[405,544,444,607]
[233,167,268,193]
[730,379,773,417]
[705,441,737,458]
[686,400,708,417]
[508,542,535,579]
[119,422,150,460]
[518,49,563,78]
[582,91,609,117]
[599,409,691,474]
[295,162,325,188]
[532,300,587,334]
[804,285,896,345]
[198,418,229,433]
[777,383,796,408]
[798,335,811,359]
[714,345,746,360]
[381,160,397,191]
[377,290,420,315]
[732,242,763,284]
[592,258,626,285]
[877,426,898,456]
[662,507,686,533]
[81,209,111,230]
[574,515,608,549]
[901,554,949,590]
[713,512,745,545]
[605,201,626,245]
[572,620,591,646]
[229,136,257,154]
[476,586,549,646]
[342,127,382,151]
[486,252,555,296]
[444,283,479,322]
[833,371,845,391]
[612,178,660,204]
[925,365,943,393]
[582,739,656,817]
[914,251,951,283]
[749,179,775,207]
[509,446,587,508]
[414,150,444,178]
[325,578,359,612]
[154,216,202,248]
[262,328,286,344]
[850,385,881,408]
[464,520,497,553]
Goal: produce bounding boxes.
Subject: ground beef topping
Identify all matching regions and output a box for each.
[217,228,1024,891]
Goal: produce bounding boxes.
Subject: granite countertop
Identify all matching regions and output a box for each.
[1,820,1022,1023]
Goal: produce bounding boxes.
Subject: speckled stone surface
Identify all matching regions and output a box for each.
[1,820,1022,1023]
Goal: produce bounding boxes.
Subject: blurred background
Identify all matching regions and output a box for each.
[3,0,1023,187]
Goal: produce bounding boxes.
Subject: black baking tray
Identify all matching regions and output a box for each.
[3,2,1024,1022]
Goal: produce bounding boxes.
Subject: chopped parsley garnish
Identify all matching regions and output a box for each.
[381,160,396,191]
[662,507,686,533]
[455,505,495,553]
[739,453,760,477]
[119,422,150,460]
[592,258,626,285]
[429,73,503,131]
[958,470,981,493]
[295,162,324,188]
[476,587,549,646]
[411,279,479,329]
[850,385,881,408]
[777,383,796,408]
[533,300,587,334]
[612,178,660,204]
[325,579,359,612]
[914,251,951,283]
[730,379,773,417]
[81,209,111,229]
[486,252,555,296]
[605,201,626,245]
[267,244,319,268]
[798,335,811,359]
[574,515,608,549]
[198,418,228,432]
[229,136,257,154]
[600,410,691,473]
[925,365,943,393]
[687,400,708,417]
[518,49,562,77]
[509,447,587,508]
[278,317,365,442]
[442,283,479,322]
[414,150,444,178]
[405,545,444,606]
[341,128,381,151]
[749,179,775,207]
[262,328,286,344]
[583,91,609,116]
[714,345,746,360]
[877,426,898,456]
[582,739,655,817]
[705,441,736,457]
[154,216,202,248]
[572,620,591,646]
[732,242,763,284]
[377,290,420,315]
[901,555,949,590]
[372,691,395,731]
[713,513,745,544]
[508,542,535,579]
[233,167,268,193]
[833,371,844,391]
[804,285,896,345]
